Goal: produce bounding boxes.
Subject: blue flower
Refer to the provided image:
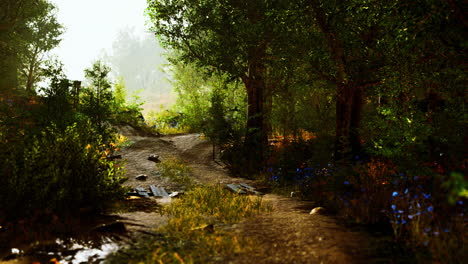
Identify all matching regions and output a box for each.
[427,206,433,212]
[398,210,404,213]
[443,229,450,233]
[344,181,350,185]
[424,228,431,232]
[392,191,398,197]
[458,201,463,205]
[391,204,396,210]
[423,193,431,199]
[401,220,407,224]
[399,173,405,176]
[408,215,414,219]
[404,188,409,194]
[433,231,439,236]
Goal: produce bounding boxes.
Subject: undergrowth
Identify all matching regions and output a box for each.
[145,110,189,135]
[107,185,272,263]
[264,138,467,263]
[158,158,195,188]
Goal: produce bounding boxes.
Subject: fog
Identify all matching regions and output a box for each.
[103,30,176,113]
[50,0,175,113]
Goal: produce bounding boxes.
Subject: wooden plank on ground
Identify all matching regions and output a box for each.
[150,185,169,197]
[226,184,246,194]
[135,187,149,197]
[239,183,263,195]
[239,183,255,191]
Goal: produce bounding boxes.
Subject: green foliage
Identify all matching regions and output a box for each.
[0,122,127,220]
[0,0,63,93]
[0,59,137,221]
[113,76,127,107]
[39,61,75,130]
[442,172,468,205]
[203,89,234,146]
[81,60,115,127]
[112,77,146,127]
[145,108,188,134]
[79,61,147,141]
[168,59,247,138]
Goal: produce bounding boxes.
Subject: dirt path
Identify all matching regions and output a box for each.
[227,195,375,264]
[116,132,378,264]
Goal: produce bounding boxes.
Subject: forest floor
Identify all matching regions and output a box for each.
[115,130,384,264]
[0,129,386,264]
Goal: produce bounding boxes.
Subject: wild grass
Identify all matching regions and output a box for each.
[106,185,272,264]
[158,125,191,135]
[157,158,195,188]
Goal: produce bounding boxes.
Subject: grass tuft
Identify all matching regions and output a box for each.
[107,185,272,263]
[158,158,195,188]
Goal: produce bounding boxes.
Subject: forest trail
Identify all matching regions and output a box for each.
[118,131,379,264]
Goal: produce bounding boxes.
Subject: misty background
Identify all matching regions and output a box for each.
[50,0,175,114]
[102,30,175,114]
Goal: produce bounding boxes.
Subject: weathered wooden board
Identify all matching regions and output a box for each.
[150,185,169,197]
[135,187,149,197]
[239,183,255,191]
[226,184,246,194]
[239,183,263,195]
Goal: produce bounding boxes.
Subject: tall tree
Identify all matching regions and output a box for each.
[147,0,287,172]
[82,61,115,132]
[301,0,407,159]
[18,3,62,93]
[0,0,62,94]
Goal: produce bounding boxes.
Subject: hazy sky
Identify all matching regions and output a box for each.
[50,0,149,80]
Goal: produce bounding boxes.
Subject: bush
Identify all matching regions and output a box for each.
[0,122,127,220]
[145,109,189,134]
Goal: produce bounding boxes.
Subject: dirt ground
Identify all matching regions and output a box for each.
[0,129,382,264]
[116,130,379,264]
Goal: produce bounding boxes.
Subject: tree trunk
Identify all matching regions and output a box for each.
[241,48,268,175]
[350,86,363,156]
[311,1,364,161]
[335,84,363,160]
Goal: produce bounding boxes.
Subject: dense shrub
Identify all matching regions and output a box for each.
[0,122,127,220]
[265,149,467,262]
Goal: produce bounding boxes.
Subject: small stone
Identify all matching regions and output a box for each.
[93,222,126,233]
[310,207,326,215]
[148,154,161,162]
[135,174,148,181]
[168,191,180,197]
